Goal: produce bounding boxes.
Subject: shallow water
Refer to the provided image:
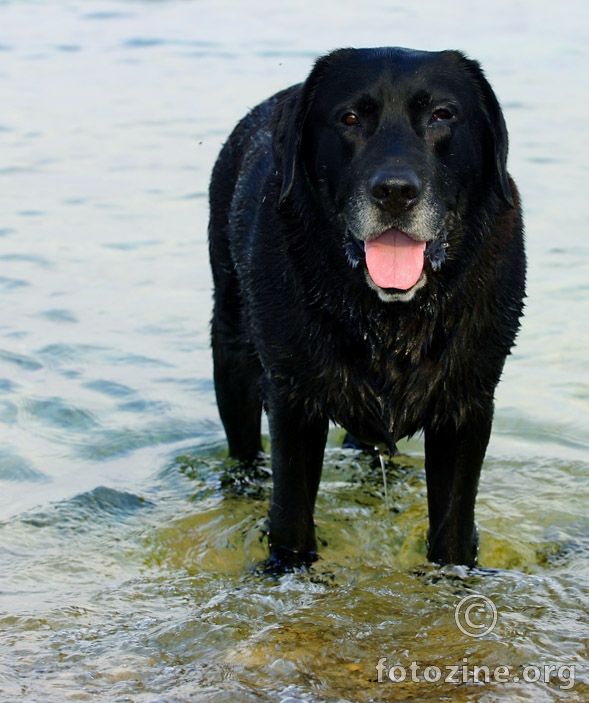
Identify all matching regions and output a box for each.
[1,1,588,701]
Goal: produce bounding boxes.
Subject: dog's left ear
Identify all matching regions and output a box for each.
[453,53,514,208]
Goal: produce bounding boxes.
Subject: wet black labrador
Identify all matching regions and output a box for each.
[208,47,526,569]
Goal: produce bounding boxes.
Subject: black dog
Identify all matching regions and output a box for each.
[208,47,525,569]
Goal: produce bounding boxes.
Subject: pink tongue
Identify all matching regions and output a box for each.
[364,229,426,290]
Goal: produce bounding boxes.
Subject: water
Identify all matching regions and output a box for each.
[1,1,588,701]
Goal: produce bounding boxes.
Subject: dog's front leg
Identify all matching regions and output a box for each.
[424,410,493,566]
[264,384,329,569]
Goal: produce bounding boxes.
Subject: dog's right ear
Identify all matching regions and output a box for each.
[273,51,349,208]
[272,87,308,207]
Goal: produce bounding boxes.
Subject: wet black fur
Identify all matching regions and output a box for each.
[208,48,526,569]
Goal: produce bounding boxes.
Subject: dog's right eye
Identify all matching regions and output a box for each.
[431,107,456,122]
[341,112,360,126]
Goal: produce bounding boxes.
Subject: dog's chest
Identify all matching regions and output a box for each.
[308,319,446,444]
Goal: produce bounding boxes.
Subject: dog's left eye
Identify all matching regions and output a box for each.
[341,112,360,126]
[431,107,455,121]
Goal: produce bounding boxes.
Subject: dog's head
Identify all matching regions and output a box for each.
[273,47,513,302]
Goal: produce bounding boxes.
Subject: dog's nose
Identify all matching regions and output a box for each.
[369,168,422,211]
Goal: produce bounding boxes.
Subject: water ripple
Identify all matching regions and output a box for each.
[0,349,43,371]
[37,309,78,324]
[0,448,48,483]
[0,277,29,291]
[24,396,99,432]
